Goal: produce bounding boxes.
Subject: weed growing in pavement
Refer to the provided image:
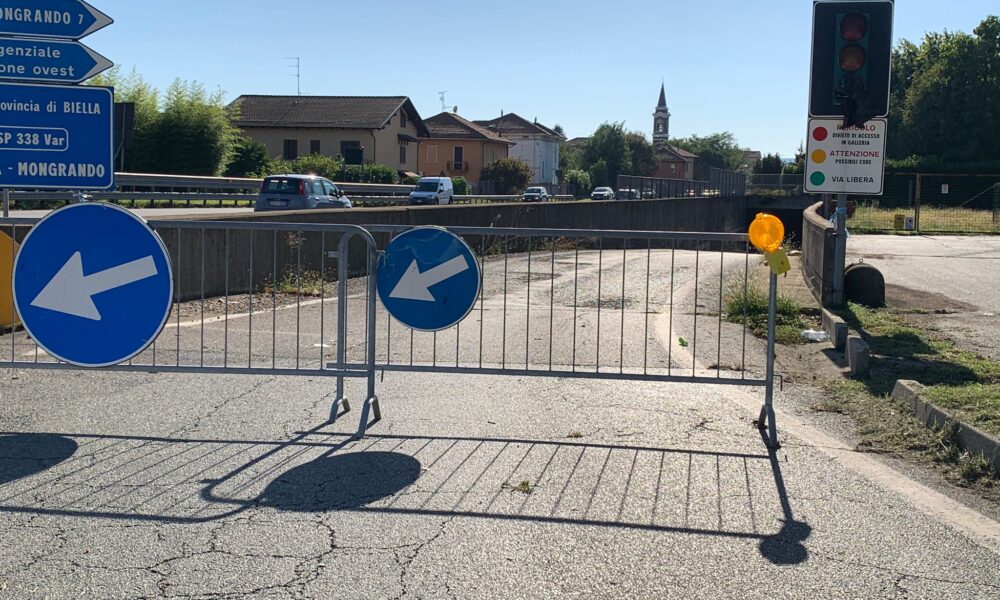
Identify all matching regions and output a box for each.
[264,269,335,297]
[723,278,812,344]
[503,480,536,494]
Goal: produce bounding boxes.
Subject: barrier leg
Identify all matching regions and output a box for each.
[356,242,381,438]
[330,234,352,422]
[758,272,780,448]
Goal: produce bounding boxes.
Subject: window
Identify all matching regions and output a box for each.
[322,180,338,196]
[657,122,664,133]
[282,139,298,160]
[427,145,438,163]
[340,140,362,165]
[309,180,324,195]
[400,111,407,128]
[310,140,321,154]
[399,143,407,165]
[453,146,464,164]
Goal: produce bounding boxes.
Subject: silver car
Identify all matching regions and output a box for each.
[591,187,615,201]
[254,174,352,211]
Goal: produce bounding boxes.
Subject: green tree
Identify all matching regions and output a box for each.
[225,137,270,177]
[451,176,470,195]
[88,67,160,172]
[670,132,744,180]
[888,16,1000,166]
[139,80,240,175]
[753,153,785,175]
[625,132,657,177]
[562,169,592,198]
[582,122,631,186]
[480,157,532,194]
[783,143,806,174]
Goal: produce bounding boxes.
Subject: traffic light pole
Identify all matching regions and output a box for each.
[832,192,848,306]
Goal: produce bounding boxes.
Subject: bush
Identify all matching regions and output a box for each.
[402,175,421,185]
[336,163,396,183]
[225,137,270,177]
[480,157,532,194]
[563,169,592,198]
[451,177,470,195]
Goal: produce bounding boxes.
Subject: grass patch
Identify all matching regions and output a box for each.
[723,278,813,344]
[848,205,1000,234]
[567,431,584,439]
[264,269,334,297]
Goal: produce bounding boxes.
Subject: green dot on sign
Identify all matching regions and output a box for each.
[810,172,826,186]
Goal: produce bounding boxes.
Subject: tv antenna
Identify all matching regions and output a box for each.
[438,91,448,112]
[284,57,301,95]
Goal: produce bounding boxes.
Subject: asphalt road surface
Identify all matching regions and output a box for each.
[848,234,1000,360]
[1,245,998,598]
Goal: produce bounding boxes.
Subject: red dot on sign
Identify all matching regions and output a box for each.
[813,127,828,142]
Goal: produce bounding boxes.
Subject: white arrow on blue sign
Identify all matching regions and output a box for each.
[13,203,174,367]
[376,227,481,332]
[0,0,113,40]
[0,38,113,84]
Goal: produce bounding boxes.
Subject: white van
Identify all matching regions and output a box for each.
[409,177,454,205]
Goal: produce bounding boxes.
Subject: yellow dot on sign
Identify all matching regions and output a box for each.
[811,149,827,164]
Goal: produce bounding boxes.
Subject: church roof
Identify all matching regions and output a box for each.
[657,83,667,109]
[656,144,698,160]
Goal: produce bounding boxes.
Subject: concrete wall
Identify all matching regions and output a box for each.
[160,196,749,301]
[801,201,836,307]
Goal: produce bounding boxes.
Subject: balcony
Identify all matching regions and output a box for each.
[447,161,467,172]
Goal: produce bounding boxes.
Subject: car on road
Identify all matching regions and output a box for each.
[409,177,454,205]
[521,187,549,202]
[616,188,641,200]
[254,174,351,212]
[591,187,615,201]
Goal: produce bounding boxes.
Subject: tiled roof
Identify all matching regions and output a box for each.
[475,113,565,139]
[230,95,429,136]
[424,112,511,143]
[657,143,698,160]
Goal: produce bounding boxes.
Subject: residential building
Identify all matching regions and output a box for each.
[229,95,429,173]
[651,83,697,180]
[475,113,565,186]
[418,111,513,184]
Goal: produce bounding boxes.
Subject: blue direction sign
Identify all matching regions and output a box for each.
[13,203,173,367]
[376,227,481,332]
[0,82,113,189]
[0,1,113,40]
[0,38,112,84]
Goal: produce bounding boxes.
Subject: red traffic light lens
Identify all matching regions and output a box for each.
[839,44,866,72]
[840,13,868,41]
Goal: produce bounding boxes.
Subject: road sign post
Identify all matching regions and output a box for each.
[376,227,481,332]
[12,203,173,367]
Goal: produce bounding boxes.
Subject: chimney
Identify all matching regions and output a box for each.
[453,105,458,113]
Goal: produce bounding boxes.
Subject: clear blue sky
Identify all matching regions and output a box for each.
[88,0,996,157]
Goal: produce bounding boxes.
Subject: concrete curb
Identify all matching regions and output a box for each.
[847,335,870,378]
[822,308,848,351]
[892,380,1000,474]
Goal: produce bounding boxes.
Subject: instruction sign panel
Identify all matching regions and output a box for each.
[805,118,886,195]
[0,81,113,189]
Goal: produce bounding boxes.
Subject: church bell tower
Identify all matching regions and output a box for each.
[653,83,670,145]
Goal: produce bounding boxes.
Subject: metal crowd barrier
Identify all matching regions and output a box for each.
[0,220,779,445]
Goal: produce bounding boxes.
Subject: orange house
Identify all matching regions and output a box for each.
[418,112,513,184]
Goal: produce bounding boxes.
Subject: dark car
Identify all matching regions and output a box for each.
[254,174,351,212]
[521,186,549,202]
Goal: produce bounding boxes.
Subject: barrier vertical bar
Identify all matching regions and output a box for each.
[332,233,351,421]
[357,238,381,438]
[759,272,779,448]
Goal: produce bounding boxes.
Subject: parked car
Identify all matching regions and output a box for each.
[616,188,641,200]
[254,174,351,212]
[591,187,615,200]
[409,177,454,205]
[521,187,549,202]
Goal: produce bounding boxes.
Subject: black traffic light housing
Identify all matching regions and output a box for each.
[809,1,893,127]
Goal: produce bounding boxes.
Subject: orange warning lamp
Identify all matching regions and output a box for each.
[748,213,785,255]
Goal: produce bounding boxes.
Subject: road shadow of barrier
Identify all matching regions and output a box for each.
[0,433,78,486]
[0,426,808,566]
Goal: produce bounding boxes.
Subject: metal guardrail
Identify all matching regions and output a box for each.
[6,192,575,209]
[114,172,412,196]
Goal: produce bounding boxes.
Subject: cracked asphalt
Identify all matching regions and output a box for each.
[1,244,999,599]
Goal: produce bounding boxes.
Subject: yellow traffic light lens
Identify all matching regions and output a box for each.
[840,44,866,72]
[840,13,868,42]
[748,213,785,254]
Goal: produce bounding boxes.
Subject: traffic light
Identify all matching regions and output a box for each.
[809,1,894,128]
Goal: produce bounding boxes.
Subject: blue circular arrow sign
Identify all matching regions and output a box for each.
[13,203,173,367]
[376,227,481,332]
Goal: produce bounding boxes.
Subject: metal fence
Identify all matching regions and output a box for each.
[0,220,780,446]
[751,172,1000,234]
[616,170,747,200]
